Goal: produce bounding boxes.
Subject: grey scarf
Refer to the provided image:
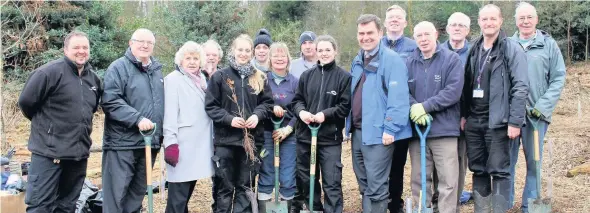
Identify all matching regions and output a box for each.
[228,55,255,77]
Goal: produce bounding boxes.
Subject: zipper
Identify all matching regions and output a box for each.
[79,77,85,123]
[315,67,325,113]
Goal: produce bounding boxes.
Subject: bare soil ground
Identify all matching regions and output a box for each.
[3,63,590,212]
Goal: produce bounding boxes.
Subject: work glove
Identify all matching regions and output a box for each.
[410,103,427,122]
[415,114,432,126]
[164,144,179,167]
[272,126,293,142]
[528,108,543,118]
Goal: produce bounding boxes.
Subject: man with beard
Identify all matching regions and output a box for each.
[19,31,102,213]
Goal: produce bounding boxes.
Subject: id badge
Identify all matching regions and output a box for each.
[473,89,484,98]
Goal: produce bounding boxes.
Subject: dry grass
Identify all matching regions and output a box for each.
[3,63,590,212]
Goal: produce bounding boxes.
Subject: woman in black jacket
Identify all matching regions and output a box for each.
[291,35,351,213]
[205,34,273,213]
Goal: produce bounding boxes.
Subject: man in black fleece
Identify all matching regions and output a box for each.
[291,35,351,213]
[18,31,102,213]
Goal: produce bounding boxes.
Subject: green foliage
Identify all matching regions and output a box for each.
[265,1,309,23]
[2,1,127,83]
[133,1,248,74]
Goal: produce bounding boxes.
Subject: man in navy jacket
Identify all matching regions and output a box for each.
[406,21,464,213]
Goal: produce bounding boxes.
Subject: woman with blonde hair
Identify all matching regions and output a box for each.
[256,42,299,211]
[205,34,274,213]
[162,41,212,213]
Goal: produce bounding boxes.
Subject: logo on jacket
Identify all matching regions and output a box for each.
[434,75,441,82]
[327,90,337,96]
[89,86,97,91]
[273,93,287,100]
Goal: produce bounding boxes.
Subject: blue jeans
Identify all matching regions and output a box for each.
[257,131,297,200]
[509,118,549,212]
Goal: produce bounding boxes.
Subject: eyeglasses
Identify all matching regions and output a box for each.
[448,23,468,28]
[517,15,536,23]
[131,39,155,46]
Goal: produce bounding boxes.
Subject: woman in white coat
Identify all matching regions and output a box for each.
[163,41,214,213]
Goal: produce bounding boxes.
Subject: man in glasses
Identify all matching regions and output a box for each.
[432,12,471,213]
[101,28,165,213]
[508,2,566,212]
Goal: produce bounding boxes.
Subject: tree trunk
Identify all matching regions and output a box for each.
[586,26,588,62]
[567,2,572,64]
[140,0,148,17]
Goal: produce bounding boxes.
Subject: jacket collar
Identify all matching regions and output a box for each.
[411,44,442,62]
[63,56,92,76]
[443,39,469,54]
[511,29,548,49]
[317,59,336,71]
[124,48,161,72]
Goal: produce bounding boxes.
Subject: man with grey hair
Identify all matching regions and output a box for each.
[382,5,417,213]
[461,4,528,212]
[19,30,102,213]
[508,2,566,212]
[406,21,464,213]
[201,39,223,81]
[433,11,472,212]
[348,13,412,213]
[101,28,165,213]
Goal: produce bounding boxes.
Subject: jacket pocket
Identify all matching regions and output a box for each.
[334,162,343,182]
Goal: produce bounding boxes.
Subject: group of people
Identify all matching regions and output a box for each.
[17,2,566,213]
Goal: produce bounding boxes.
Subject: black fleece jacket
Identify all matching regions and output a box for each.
[205,66,274,147]
[291,60,352,145]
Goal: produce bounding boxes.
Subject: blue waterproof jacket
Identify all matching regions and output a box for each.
[346,42,413,145]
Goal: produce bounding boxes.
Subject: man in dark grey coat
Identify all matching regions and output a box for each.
[101,28,165,213]
[19,31,102,213]
[461,5,528,213]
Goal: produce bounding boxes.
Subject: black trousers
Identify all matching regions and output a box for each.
[102,149,158,213]
[212,145,260,213]
[464,116,511,199]
[293,165,323,211]
[388,138,410,212]
[165,180,197,213]
[25,154,87,213]
[296,143,343,213]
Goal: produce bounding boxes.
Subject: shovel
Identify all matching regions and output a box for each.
[265,116,289,213]
[527,116,551,213]
[301,123,322,213]
[140,123,157,213]
[411,117,433,213]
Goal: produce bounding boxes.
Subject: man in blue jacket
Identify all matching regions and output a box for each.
[508,2,566,212]
[381,5,418,213]
[406,21,464,213]
[347,14,413,213]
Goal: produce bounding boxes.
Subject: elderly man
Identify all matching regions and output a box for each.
[433,12,472,212]
[382,5,417,213]
[508,2,566,212]
[442,12,471,64]
[201,39,223,81]
[406,21,464,213]
[101,28,165,213]
[19,31,102,213]
[290,31,318,79]
[461,5,528,212]
[348,14,412,213]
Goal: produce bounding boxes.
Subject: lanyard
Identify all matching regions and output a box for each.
[476,48,492,88]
